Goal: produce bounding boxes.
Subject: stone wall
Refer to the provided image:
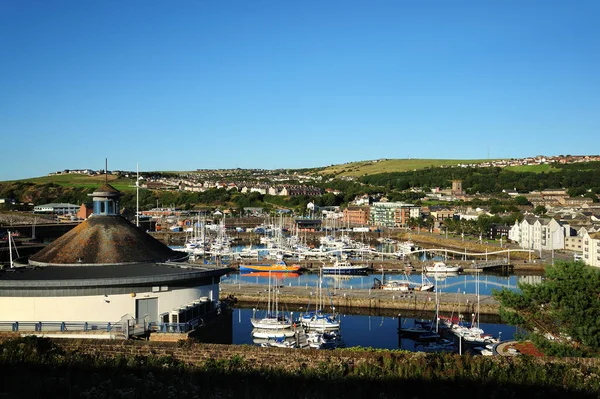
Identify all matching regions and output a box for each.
[1,336,599,369]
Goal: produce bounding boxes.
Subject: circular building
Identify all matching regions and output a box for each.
[0,183,231,338]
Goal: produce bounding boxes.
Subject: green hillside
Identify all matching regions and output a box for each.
[504,164,559,173]
[11,174,136,192]
[321,158,495,177]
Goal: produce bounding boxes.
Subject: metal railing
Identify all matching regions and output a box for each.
[0,321,125,334]
[150,316,205,333]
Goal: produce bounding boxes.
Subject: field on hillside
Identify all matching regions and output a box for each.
[320,158,494,177]
[504,164,558,173]
[15,174,136,191]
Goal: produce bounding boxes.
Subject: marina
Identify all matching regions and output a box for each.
[230,307,519,352]
[223,266,525,352]
[218,268,539,352]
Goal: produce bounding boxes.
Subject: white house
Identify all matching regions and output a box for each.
[509,217,565,252]
[582,231,600,268]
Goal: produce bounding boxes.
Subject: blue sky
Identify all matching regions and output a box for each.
[1,1,599,180]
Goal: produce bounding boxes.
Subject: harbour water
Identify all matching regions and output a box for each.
[221,271,542,296]
[230,307,520,351]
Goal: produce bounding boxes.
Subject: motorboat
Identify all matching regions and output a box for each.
[240,259,301,273]
[425,261,462,273]
[322,259,368,275]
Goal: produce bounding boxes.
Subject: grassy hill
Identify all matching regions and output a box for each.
[320,158,495,177]
[11,174,137,192]
[504,164,559,173]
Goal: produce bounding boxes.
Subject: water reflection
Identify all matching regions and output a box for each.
[230,307,519,351]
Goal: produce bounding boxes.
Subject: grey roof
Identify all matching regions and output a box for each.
[0,262,232,289]
[33,203,80,209]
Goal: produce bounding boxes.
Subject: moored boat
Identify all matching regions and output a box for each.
[425,261,462,273]
[301,310,340,331]
[250,272,294,332]
[246,271,300,278]
[240,259,301,273]
[322,259,368,275]
[251,328,295,339]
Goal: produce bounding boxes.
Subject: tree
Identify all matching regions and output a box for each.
[533,205,547,215]
[514,196,530,206]
[493,261,600,357]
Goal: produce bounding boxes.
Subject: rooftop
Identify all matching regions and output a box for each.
[29,215,182,266]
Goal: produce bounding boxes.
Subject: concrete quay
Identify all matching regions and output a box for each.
[224,258,542,274]
[220,283,500,316]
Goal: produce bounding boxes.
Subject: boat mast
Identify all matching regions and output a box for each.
[435,281,439,333]
[267,270,272,317]
[476,271,480,329]
[8,231,13,268]
[136,163,140,227]
[275,275,279,321]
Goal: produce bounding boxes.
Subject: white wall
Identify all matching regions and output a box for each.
[0,283,219,322]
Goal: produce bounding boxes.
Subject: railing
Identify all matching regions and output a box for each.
[0,321,125,334]
[472,259,509,269]
[150,316,205,334]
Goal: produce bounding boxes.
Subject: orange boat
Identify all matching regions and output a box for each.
[245,272,300,278]
[239,260,301,273]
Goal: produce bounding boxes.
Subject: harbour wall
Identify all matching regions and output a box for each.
[220,284,501,315]
[1,334,599,368]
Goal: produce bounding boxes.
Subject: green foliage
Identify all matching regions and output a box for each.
[514,196,531,205]
[534,205,547,215]
[2,337,600,396]
[358,162,600,194]
[494,261,600,356]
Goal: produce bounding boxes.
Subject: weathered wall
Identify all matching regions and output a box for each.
[0,335,599,369]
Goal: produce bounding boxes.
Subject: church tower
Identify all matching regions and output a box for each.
[451,180,464,196]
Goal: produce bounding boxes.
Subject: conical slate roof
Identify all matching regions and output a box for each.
[95,183,121,194]
[29,216,181,266]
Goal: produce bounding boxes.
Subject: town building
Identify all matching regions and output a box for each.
[582,231,600,268]
[295,219,322,232]
[451,180,464,196]
[33,203,81,214]
[343,207,370,226]
[77,203,93,220]
[565,227,587,253]
[488,224,510,240]
[429,207,455,224]
[508,216,566,252]
[369,202,418,228]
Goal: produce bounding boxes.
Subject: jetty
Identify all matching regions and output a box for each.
[220,283,500,316]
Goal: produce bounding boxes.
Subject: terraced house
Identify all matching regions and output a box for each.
[582,231,600,268]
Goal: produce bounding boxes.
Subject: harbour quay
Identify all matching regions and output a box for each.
[220,283,500,316]
[223,258,538,274]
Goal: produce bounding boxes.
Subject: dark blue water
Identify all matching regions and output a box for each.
[231,308,519,350]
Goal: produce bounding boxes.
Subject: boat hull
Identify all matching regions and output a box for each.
[251,328,296,339]
[240,264,301,273]
[322,266,368,275]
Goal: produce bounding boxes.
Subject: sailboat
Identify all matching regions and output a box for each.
[250,271,293,332]
[3,231,21,268]
[301,270,340,331]
[447,272,498,345]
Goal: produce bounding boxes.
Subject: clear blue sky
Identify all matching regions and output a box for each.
[1,1,599,180]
